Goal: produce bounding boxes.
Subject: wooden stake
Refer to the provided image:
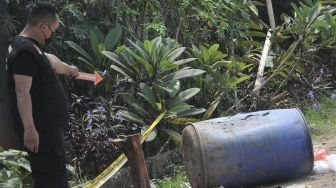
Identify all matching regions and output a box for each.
[113,134,151,188]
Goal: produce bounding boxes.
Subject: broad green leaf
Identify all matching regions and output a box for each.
[65,41,94,62]
[292,4,304,21]
[280,39,300,66]
[102,51,131,71]
[151,41,162,67]
[280,67,300,80]
[119,110,145,124]
[78,57,96,70]
[162,128,182,145]
[159,60,178,73]
[309,5,321,23]
[245,31,267,37]
[190,49,203,63]
[230,75,250,88]
[110,65,134,82]
[211,51,227,62]
[7,177,22,188]
[247,22,264,30]
[122,95,148,117]
[138,93,158,110]
[114,45,126,54]
[169,108,191,116]
[209,44,219,54]
[156,103,163,111]
[311,19,328,28]
[236,40,263,47]
[177,88,200,102]
[166,80,180,97]
[98,43,105,53]
[202,97,221,120]
[92,27,105,43]
[283,61,304,73]
[119,51,141,73]
[211,61,229,69]
[162,47,178,61]
[89,29,100,60]
[162,69,205,82]
[139,83,156,102]
[169,88,200,108]
[105,25,122,51]
[125,48,153,77]
[168,103,193,114]
[200,45,210,62]
[157,85,174,94]
[174,58,197,66]
[278,71,288,78]
[144,40,153,54]
[138,83,158,110]
[127,39,150,62]
[167,47,186,61]
[152,37,162,47]
[177,108,206,117]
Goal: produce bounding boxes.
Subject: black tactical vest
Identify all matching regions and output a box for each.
[6,36,68,136]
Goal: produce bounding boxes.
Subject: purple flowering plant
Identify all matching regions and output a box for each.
[312,102,320,109]
[86,110,92,119]
[98,106,105,113]
[307,90,321,110]
[115,111,125,121]
[308,90,315,100]
[86,122,92,129]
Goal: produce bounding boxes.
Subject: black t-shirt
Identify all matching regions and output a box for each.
[11,51,37,77]
[7,36,68,154]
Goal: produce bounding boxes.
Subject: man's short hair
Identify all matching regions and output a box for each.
[27,2,58,26]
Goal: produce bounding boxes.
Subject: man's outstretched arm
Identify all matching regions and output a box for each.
[45,53,79,77]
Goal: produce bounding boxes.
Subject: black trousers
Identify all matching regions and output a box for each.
[28,152,69,188]
[26,116,68,187]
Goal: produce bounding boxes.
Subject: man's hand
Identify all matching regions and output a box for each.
[24,127,39,153]
[69,65,79,78]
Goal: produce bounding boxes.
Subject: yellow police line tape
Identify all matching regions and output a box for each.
[166,117,200,125]
[84,112,166,188]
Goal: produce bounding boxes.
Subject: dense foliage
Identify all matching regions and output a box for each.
[0,148,31,187]
[1,0,336,185]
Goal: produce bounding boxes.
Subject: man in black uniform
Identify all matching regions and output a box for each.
[6,3,78,187]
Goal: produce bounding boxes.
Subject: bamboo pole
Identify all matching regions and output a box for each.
[253,0,276,93]
[266,0,276,30]
[253,30,272,92]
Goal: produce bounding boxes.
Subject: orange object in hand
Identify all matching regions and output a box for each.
[76,71,103,85]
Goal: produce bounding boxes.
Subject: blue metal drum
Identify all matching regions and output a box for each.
[182,108,313,188]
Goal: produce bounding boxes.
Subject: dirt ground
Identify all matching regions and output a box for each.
[260,131,336,188]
